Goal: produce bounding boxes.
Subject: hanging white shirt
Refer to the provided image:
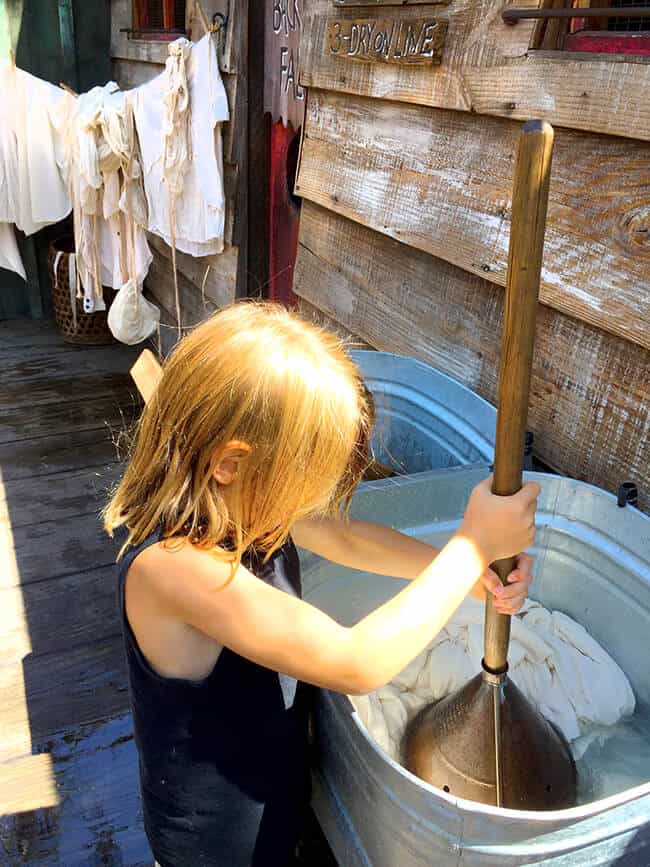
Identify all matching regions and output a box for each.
[0,62,21,226]
[0,62,72,235]
[130,34,230,257]
[0,223,26,280]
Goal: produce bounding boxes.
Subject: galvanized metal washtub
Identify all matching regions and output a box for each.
[302,467,650,866]
[350,350,496,477]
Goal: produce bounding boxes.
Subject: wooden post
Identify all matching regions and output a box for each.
[131,350,163,404]
[483,120,555,674]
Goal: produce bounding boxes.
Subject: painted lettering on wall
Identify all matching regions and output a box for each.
[273,0,305,100]
[326,17,448,65]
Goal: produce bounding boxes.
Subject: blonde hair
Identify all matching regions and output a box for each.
[104,302,374,566]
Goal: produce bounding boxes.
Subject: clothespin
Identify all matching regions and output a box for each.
[195,1,211,37]
[59,82,78,97]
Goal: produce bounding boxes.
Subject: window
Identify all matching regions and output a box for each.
[532,0,650,55]
[133,0,187,39]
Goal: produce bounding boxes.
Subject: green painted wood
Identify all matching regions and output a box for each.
[57,0,78,90]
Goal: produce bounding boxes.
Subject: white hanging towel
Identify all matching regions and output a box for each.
[130,34,230,257]
[352,595,636,763]
[0,223,26,280]
[0,60,72,234]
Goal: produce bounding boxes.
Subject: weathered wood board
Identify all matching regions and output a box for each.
[1,566,119,667]
[0,392,140,446]
[325,17,448,65]
[147,234,238,310]
[111,0,238,73]
[265,0,307,129]
[0,636,129,761]
[295,90,650,350]
[0,318,149,862]
[300,0,650,141]
[0,464,121,529]
[1,512,119,590]
[0,430,121,481]
[294,202,650,511]
[0,715,150,865]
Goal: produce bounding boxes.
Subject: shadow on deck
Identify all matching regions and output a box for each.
[0,319,152,865]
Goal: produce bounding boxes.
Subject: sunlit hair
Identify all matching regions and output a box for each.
[103,302,375,569]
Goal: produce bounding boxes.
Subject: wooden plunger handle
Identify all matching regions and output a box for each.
[483,120,554,674]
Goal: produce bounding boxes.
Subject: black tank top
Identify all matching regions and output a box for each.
[116,528,312,867]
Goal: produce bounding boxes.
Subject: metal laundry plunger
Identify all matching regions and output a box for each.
[402,120,577,810]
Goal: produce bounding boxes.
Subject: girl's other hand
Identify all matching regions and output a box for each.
[475,552,533,615]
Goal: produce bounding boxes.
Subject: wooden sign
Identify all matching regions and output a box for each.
[326,17,448,65]
[264,0,306,129]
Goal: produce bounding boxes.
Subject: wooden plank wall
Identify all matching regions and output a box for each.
[110,0,246,343]
[296,89,650,351]
[295,202,650,510]
[301,0,650,142]
[293,1,650,511]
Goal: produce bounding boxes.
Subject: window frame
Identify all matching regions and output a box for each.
[131,0,188,42]
[530,0,650,56]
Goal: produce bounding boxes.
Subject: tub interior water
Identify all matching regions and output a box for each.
[575,708,650,804]
[302,519,650,809]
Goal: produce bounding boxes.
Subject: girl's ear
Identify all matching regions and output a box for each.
[213,441,252,485]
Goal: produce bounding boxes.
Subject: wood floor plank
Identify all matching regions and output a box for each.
[0,636,129,761]
[0,392,141,444]
[2,374,137,411]
[0,319,69,351]
[0,429,123,481]
[1,343,138,386]
[0,565,119,667]
[2,512,118,589]
[0,715,151,866]
[0,464,122,528]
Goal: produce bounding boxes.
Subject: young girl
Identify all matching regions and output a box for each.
[104,302,537,867]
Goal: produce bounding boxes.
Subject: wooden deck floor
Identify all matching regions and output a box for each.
[0,318,337,867]
[0,319,151,865]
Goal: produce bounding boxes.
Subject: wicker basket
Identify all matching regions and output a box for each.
[48,238,116,345]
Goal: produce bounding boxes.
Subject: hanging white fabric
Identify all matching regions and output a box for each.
[52,82,154,321]
[0,222,26,280]
[130,34,229,256]
[0,59,71,235]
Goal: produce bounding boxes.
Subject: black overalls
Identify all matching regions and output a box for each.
[116,529,312,867]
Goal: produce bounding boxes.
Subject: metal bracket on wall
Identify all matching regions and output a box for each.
[503,6,650,24]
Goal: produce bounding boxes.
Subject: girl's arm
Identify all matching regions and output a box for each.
[292,517,533,616]
[131,478,538,695]
[292,517,440,580]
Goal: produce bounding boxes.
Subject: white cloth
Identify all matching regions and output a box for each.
[130,34,229,257]
[0,61,71,234]
[0,223,26,280]
[107,278,160,345]
[52,83,153,315]
[352,597,635,763]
